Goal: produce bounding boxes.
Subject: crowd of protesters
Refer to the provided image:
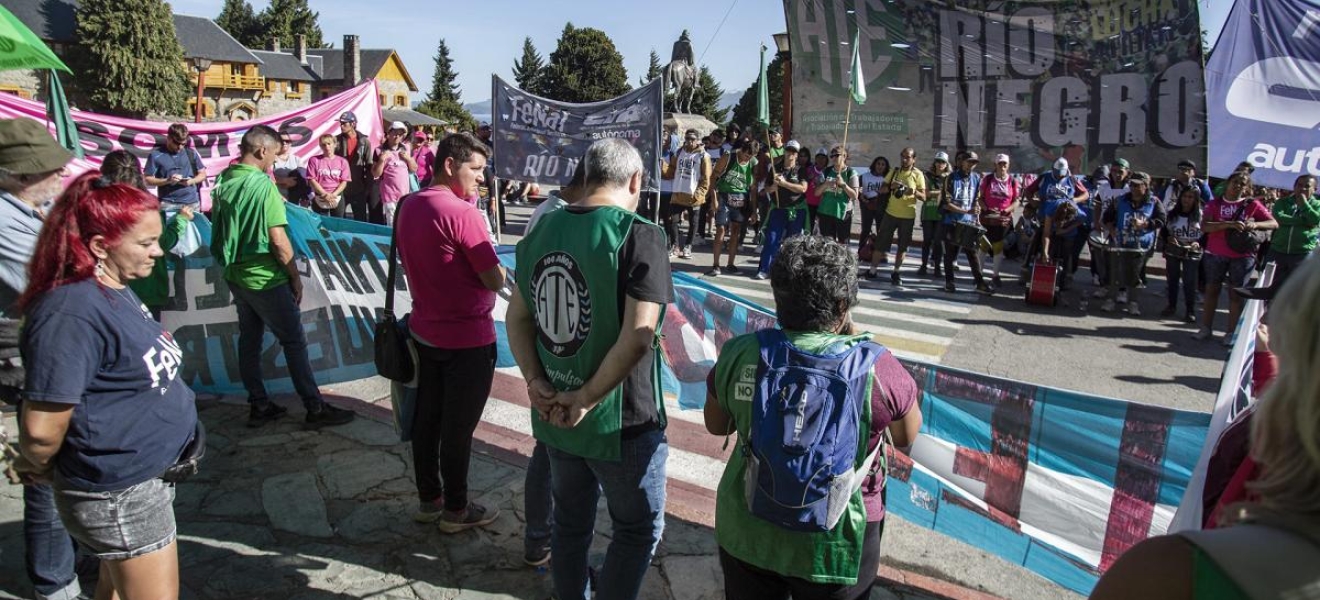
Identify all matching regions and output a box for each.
[2,109,1319,600]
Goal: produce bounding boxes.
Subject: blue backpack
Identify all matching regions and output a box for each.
[742,329,887,532]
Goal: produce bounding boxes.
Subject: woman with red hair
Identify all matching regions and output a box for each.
[15,171,196,600]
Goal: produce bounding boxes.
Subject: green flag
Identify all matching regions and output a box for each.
[849,31,866,105]
[756,44,770,126]
[0,5,71,73]
[45,71,83,158]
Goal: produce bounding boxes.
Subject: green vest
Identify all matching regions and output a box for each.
[515,205,666,461]
[713,331,875,584]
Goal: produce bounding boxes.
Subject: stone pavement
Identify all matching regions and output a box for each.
[0,396,972,600]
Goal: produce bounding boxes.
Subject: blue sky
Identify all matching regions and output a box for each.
[171,0,1237,104]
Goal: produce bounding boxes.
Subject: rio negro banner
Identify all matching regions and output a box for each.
[0,81,382,211]
[784,0,1207,176]
[1206,0,1320,189]
[491,76,663,189]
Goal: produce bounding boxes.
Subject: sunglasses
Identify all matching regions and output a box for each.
[829,153,842,158]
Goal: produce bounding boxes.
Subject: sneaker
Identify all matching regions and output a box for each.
[680,246,693,259]
[1101,299,1116,312]
[247,402,288,428]
[725,264,741,274]
[1127,301,1141,316]
[890,271,902,286]
[992,275,1003,288]
[524,544,552,567]
[951,263,961,272]
[668,247,677,259]
[1184,311,1197,324]
[305,404,355,428]
[705,267,722,277]
[753,272,767,280]
[414,498,446,523]
[1092,289,1109,299]
[1116,292,1129,304]
[1191,327,1212,340]
[1160,306,1176,318]
[437,502,500,534]
[944,282,956,293]
[865,269,878,280]
[916,266,929,277]
[975,283,994,296]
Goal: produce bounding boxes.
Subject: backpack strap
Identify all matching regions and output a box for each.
[1180,521,1320,600]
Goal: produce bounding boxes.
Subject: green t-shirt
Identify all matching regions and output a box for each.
[717,155,757,194]
[210,164,290,291]
[712,330,873,585]
[127,211,190,308]
[819,166,859,219]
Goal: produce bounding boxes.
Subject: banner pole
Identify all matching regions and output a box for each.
[841,94,854,152]
[764,128,781,211]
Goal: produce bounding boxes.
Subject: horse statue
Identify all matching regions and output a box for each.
[662,31,700,114]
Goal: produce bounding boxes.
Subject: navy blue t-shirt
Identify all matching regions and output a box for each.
[146,147,203,205]
[22,279,196,491]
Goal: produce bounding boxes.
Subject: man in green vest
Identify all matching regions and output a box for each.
[507,138,674,600]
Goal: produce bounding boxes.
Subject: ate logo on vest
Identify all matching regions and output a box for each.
[531,252,592,358]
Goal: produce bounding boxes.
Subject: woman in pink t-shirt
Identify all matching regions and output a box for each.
[306,134,352,218]
[412,131,435,186]
[373,123,418,225]
[978,154,1021,285]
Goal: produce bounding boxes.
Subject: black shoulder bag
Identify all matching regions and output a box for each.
[374,203,415,382]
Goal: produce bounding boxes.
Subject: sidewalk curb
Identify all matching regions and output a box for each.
[327,393,1006,600]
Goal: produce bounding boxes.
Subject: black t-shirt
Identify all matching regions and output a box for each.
[565,206,675,435]
[22,279,197,491]
[772,159,808,208]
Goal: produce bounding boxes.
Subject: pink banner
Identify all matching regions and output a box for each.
[0,80,383,210]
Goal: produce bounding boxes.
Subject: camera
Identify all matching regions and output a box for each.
[891,182,910,198]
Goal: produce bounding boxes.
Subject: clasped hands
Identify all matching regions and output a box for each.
[527,377,592,429]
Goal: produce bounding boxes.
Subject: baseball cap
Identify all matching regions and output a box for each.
[964,151,980,162]
[413,130,427,139]
[933,151,949,163]
[388,121,407,132]
[994,153,1010,164]
[769,127,782,135]
[1129,171,1151,184]
[816,147,829,156]
[0,118,73,175]
[338,111,357,123]
[1177,159,1197,170]
[785,140,801,151]
[479,121,491,129]
[1053,157,1070,174]
[1111,157,1130,169]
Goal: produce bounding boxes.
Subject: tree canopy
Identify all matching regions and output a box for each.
[215,0,329,49]
[417,38,477,132]
[730,53,786,134]
[512,37,545,94]
[539,23,630,103]
[71,0,189,118]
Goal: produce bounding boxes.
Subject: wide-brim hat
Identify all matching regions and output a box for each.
[0,118,73,175]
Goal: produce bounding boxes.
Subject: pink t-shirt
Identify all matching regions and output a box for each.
[412,146,435,187]
[1205,198,1273,259]
[306,154,351,194]
[375,145,412,205]
[980,173,1019,213]
[397,186,501,349]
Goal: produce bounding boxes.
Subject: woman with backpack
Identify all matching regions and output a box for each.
[704,236,923,600]
[1091,257,1320,600]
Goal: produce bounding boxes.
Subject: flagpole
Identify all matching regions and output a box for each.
[841,93,854,153]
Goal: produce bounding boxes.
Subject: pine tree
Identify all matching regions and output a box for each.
[641,49,662,85]
[257,0,327,49]
[512,37,545,94]
[689,66,729,124]
[539,23,630,103]
[417,38,476,132]
[70,0,189,118]
[215,0,261,47]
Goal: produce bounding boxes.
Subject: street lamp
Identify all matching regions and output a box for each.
[772,32,792,139]
[192,57,212,123]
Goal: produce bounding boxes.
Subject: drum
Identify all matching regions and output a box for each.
[1107,247,1146,288]
[951,221,988,250]
[1026,261,1060,307]
[980,212,1013,229]
[1165,242,1203,261]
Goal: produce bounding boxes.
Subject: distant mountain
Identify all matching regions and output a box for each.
[717,91,740,112]
[464,99,491,115]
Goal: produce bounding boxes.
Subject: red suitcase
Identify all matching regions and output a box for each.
[1026,261,1059,307]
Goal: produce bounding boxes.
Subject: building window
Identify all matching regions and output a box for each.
[379,94,385,106]
[186,99,213,119]
[395,94,406,107]
[290,81,300,93]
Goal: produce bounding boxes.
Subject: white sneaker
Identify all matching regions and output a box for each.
[1101,300,1116,312]
[1117,292,1129,304]
[680,246,693,259]
[1092,274,1101,286]
[1127,301,1141,316]
[1191,327,1212,340]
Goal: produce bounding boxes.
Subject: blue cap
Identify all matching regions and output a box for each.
[338,111,357,123]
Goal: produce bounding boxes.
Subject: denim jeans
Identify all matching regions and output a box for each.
[758,208,808,275]
[524,440,553,555]
[25,483,82,600]
[548,428,668,600]
[1166,256,1201,310]
[229,282,324,409]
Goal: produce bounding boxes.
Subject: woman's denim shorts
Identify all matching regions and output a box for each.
[54,477,176,560]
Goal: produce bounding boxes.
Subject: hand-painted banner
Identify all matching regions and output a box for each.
[1206,0,1320,188]
[491,75,663,189]
[784,0,1207,176]
[0,80,382,210]
[161,212,1208,595]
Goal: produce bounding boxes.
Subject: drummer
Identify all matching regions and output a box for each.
[940,151,992,295]
[1098,172,1166,315]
